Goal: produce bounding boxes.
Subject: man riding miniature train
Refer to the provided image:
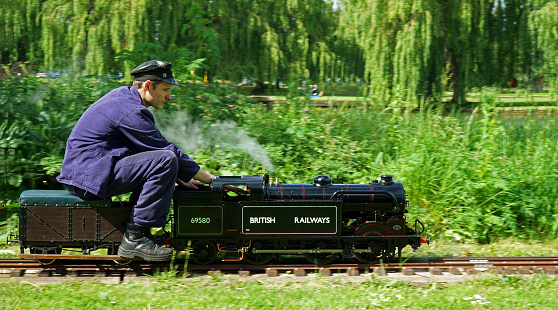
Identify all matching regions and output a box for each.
[56,60,242,262]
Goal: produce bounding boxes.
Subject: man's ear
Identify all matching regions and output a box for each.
[143,80,151,90]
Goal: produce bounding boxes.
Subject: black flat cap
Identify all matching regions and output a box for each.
[130,60,179,86]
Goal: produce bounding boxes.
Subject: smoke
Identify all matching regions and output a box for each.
[155,111,274,171]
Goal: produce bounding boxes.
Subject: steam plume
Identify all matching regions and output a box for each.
[155,111,274,171]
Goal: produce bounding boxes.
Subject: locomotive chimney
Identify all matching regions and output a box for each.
[380,175,394,185]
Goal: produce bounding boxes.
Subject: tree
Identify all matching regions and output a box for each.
[202,0,361,85]
[0,0,41,64]
[37,0,193,75]
[1,0,363,86]
[531,1,558,95]
[338,0,547,106]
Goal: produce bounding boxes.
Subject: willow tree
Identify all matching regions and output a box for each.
[0,0,41,64]
[339,0,542,106]
[37,0,193,75]
[531,2,558,95]
[197,0,362,85]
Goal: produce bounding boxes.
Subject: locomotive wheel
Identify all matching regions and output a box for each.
[354,241,388,264]
[30,247,62,265]
[243,241,275,265]
[302,240,339,265]
[190,240,218,265]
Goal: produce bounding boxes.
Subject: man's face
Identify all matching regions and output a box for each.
[143,81,172,109]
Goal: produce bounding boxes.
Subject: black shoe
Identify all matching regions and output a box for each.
[118,223,173,262]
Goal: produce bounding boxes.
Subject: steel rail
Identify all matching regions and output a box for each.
[1,257,557,279]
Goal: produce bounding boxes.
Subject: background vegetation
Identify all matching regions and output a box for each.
[2,1,558,104]
[2,1,558,246]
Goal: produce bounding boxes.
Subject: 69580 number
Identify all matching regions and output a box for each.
[191,217,211,224]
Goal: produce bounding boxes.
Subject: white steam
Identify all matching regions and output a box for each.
[154,111,274,171]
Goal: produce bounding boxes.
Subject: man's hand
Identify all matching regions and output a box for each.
[223,185,249,195]
[176,178,205,190]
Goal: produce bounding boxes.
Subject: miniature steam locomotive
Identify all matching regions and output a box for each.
[12,174,427,264]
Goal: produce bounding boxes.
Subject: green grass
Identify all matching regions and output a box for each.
[242,86,557,107]
[1,272,558,309]
[407,238,558,257]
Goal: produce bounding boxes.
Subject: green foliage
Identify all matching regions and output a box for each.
[115,42,207,82]
[181,2,220,74]
[339,0,548,106]
[0,75,124,197]
[236,96,558,242]
[374,107,558,243]
[531,2,558,97]
[0,1,41,64]
[39,155,63,177]
[3,0,359,87]
[4,0,558,107]
[0,119,37,189]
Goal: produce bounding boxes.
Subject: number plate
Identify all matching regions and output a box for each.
[177,206,223,235]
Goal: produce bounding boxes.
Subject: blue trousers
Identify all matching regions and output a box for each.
[66,150,178,227]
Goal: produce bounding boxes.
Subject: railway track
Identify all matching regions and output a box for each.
[1,256,557,280]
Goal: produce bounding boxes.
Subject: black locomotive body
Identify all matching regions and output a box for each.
[13,174,427,264]
[174,174,426,264]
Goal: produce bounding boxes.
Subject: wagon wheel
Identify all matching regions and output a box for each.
[108,244,133,265]
[243,241,275,265]
[190,240,218,265]
[354,241,389,264]
[302,240,339,265]
[30,247,62,265]
[113,258,133,265]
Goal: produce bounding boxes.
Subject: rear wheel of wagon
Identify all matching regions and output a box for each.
[30,246,62,265]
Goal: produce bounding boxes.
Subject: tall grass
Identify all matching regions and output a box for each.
[233,98,558,243]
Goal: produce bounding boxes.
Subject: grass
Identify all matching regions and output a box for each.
[240,85,557,107]
[2,221,558,309]
[2,235,558,309]
[1,271,558,309]
[406,238,558,258]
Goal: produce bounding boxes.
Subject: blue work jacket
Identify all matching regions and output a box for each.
[57,86,200,198]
